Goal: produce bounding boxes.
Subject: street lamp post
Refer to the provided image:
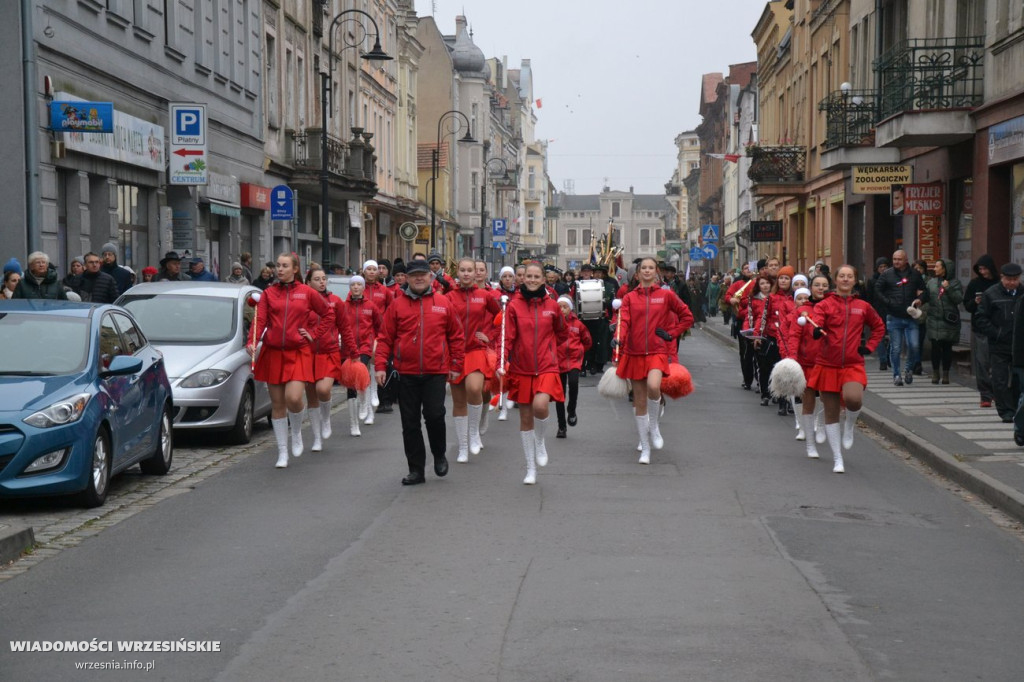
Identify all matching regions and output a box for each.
[320,8,391,272]
[430,110,475,255]
[479,140,511,260]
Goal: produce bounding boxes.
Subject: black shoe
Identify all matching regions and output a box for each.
[402,471,425,486]
[567,414,578,427]
[1002,416,1014,424]
[376,404,394,414]
[777,400,788,416]
[760,396,770,406]
[880,363,889,372]
[1015,432,1024,447]
[433,455,448,477]
[579,369,587,377]
[556,428,567,439]
[742,383,752,391]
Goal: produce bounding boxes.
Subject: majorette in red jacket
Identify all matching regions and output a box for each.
[446,285,501,354]
[745,292,790,347]
[364,280,393,313]
[617,285,693,357]
[345,293,382,357]
[785,300,823,368]
[375,286,465,375]
[503,287,568,376]
[558,312,593,372]
[307,290,357,359]
[253,280,335,351]
[810,292,886,368]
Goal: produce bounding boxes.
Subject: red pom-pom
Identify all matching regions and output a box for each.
[340,358,370,390]
[661,363,694,399]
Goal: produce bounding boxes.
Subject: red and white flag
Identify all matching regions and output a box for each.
[535,98,543,109]
[705,153,741,163]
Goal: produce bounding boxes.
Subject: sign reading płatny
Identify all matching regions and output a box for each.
[169,103,208,185]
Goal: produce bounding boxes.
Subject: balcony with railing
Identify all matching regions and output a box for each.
[746,145,807,195]
[287,127,378,200]
[873,36,985,147]
[818,88,900,170]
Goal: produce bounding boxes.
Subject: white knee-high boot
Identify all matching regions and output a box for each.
[357,391,368,421]
[825,422,844,473]
[271,417,289,468]
[478,400,490,436]
[843,409,861,450]
[309,407,323,452]
[498,393,508,421]
[467,403,483,455]
[534,416,550,467]
[636,414,651,464]
[520,430,537,485]
[369,378,380,408]
[348,399,361,436]
[454,416,469,463]
[814,403,827,444]
[793,399,804,439]
[364,386,375,425]
[648,404,664,450]
[287,410,305,457]
[320,399,333,439]
[802,414,819,458]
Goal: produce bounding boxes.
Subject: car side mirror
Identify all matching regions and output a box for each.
[101,355,143,377]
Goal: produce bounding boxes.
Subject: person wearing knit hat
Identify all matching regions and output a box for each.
[100,241,133,295]
[226,261,249,284]
[343,274,382,434]
[792,273,809,289]
[786,273,829,453]
[3,257,23,277]
[141,266,158,283]
[361,260,394,414]
[387,262,406,294]
[63,256,85,291]
[554,295,592,438]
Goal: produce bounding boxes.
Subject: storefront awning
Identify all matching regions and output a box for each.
[208,200,241,218]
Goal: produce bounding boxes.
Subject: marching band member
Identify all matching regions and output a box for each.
[615,257,694,464]
[345,275,383,434]
[499,262,568,484]
[304,265,357,450]
[786,274,829,457]
[249,253,335,468]
[496,266,517,299]
[555,295,592,438]
[809,265,886,473]
[745,274,782,408]
[727,261,758,390]
[447,258,501,463]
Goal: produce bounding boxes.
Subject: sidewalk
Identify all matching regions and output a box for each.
[699,318,1024,524]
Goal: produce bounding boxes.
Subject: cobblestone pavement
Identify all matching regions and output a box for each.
[0,421,276,582]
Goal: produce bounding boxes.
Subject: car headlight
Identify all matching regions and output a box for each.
[180,369,231,388]
[23,393,91,429]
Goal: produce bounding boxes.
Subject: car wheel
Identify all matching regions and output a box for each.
[140,404,173,475]
[227,384,254,445]
[77,428,111,508]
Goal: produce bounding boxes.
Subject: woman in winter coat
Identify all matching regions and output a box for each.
[917,258,964,385]
[249,253,335,468]
[499,262,569,484]
[345,275,383,433]
[616,257,694,464]
[13,252,68,300]
[809,265,886,474]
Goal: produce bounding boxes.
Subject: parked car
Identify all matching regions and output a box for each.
[326,275,352,301]
[0,301,173,507]
[117,282,271,444]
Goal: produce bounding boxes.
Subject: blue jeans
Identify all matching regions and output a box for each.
[887,315,920,376]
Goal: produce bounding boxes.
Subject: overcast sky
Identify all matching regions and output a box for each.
[414,0,766,196]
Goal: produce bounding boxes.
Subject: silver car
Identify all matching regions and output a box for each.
[116,282,271,444]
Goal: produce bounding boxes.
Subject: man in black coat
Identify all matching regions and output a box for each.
[975,262,1024,423]
[77,252,120,304]
[874,249,926,386]
[866,256,892,371]
[100,242,132,296]
[965,254,999,407]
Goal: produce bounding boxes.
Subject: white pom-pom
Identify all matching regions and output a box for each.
[797,315,807,326]
[500,295,509,305]
[612,298,622,310]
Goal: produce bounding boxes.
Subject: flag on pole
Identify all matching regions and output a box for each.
[705,152,741,163]
[535,98,543,109]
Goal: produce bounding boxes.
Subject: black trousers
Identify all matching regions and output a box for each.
[397,374,447,474]
[755,340,781,399]
[991,351,1017,421]
[555,369,580,430]
[738,335,756,387]
[930,339,954,372]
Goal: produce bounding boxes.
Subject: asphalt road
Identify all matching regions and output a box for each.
[2,329,1024,681]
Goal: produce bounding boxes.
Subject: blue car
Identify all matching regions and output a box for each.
[0,301,174,507]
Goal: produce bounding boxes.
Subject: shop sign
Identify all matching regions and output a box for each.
[49,101,114,134]
[898,183,944,216]
[750,220,783,242]
[989,115,1024,166]
[56,92,164,171]
[918,215,941,264]
[852,164,912,194]
[199,172,240,205]
[240,183,270,211]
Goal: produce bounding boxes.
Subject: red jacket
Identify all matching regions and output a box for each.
[745,293,790,347]
[446,285,501,354]
[503,289,568,376]
[376,287,465,375]
[785,301,823,367]
[618,285,694,357]
[345,294,383,356]
[308,290,358,359]
[559,313,593,372]
[726,277,755,319]
[364,281,393,313]
[810,292,886,368]
[253,280,335,351]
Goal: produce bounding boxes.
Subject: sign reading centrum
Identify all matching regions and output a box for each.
[852,164,912,194]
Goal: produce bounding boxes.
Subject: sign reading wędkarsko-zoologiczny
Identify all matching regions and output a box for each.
[852,165,912,194]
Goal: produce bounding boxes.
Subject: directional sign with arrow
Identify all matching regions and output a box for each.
[169,103,208,185]
[270,185,294,221]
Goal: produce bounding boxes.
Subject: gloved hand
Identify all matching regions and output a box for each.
[360,354,371,364]
[655,327,672,341]
[610,339,619,349]
[812,327,824,340]
[857,345,870,356]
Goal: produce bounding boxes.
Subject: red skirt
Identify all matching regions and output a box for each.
[615,353,670,381]
[453,348,496,384]
[507,372,564,404]
[312,351,344,382]
[807,364,868,393]
[254,345,315,384]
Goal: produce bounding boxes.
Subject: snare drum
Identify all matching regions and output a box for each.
[577,279,605,320]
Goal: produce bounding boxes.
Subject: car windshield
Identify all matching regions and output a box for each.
[119,294,237,344]
[0,313,90,375]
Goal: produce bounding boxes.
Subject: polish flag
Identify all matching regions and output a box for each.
[535,98,542,109]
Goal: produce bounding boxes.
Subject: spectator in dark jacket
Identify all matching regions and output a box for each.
[100,242,132,296]
[965,254,999,407]
[975,262,1024,423]
[155,251,191,282]
[874,249,926,385]
[62,256,84,291]
[13,252,67,300]
[77,252,119,303]
[866,256,892,370]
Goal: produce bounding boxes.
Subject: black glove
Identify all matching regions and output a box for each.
[857,345,870,356]
[812,327,824,339]
[360,354,371,364]
[610,339,619,349]
[655,327,672,341]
